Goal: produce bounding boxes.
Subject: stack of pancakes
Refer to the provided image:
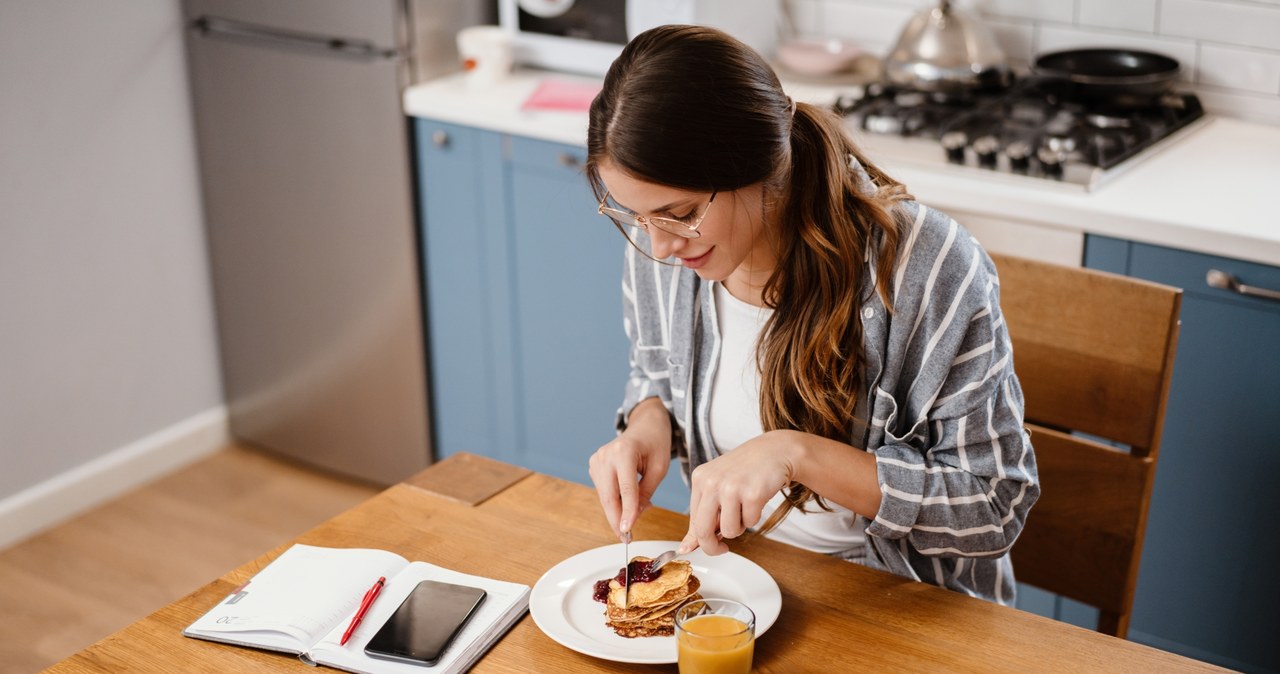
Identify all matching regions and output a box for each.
[604,557,702,638]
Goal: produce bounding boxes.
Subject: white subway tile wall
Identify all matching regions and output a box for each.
[794,0,1280,124]
[1199,43,1280,94]
[819,2,917,53]
[973,0,1075,24]
[1161,0,1280,51]
[985,18,1035,64]
[1078,0,1157,33]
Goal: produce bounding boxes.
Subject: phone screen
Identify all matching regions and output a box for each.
[364,580,487,666]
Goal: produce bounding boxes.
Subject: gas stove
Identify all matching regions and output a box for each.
[834,80,1209,191]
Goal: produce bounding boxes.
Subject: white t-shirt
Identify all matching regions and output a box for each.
[708,282,866,558]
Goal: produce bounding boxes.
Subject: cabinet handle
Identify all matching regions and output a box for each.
[190,16,401,62]
[432,130,449,148]
[1206,269,1280,302]
[557,153,581,169]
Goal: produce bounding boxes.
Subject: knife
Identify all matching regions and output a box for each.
[622,531,631,609]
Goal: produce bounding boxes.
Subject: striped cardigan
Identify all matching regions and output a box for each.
[614,198,1039,605]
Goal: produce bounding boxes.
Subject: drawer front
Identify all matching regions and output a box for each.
[1129,242,1280,313]
[949,209,1085,268]
[507,135,589,177]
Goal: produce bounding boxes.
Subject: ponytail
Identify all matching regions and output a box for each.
[753,102,910,534]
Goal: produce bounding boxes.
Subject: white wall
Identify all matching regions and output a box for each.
[793,0,1280,126]
[0,1,224,542]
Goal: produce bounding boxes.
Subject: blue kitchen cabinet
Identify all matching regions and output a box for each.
[505,136,625,483]
[415,118,691,512]
[1086,236,1280,674]
[416,121,518,467]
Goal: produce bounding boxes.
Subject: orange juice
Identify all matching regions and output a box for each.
[676,614,754,674]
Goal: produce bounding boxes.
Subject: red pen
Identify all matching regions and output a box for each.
[340,576,385,646]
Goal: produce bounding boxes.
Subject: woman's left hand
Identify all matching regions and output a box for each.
[679,430,799,556]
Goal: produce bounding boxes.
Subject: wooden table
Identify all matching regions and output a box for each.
[51,453,1223,673]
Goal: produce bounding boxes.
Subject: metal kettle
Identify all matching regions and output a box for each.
[883,0,1010,92]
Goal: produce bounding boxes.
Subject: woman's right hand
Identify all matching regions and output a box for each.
[588,397,673,541]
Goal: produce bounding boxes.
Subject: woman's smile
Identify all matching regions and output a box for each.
[678,247,714,269]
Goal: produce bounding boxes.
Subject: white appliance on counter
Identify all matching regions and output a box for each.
[499,0,780,76]
[183,0,490,484]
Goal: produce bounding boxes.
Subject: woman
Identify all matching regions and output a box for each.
[585,24,1038,605]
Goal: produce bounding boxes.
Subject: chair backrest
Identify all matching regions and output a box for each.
[991,254,1181,639]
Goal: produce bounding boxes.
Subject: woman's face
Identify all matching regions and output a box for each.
[597,161,776,290]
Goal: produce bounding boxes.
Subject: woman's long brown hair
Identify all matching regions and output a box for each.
[586,25,911,532]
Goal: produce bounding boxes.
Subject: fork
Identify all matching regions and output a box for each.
[651,530,721,571]
[647,548,679,573]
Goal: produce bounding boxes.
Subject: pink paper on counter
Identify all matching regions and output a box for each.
[521,79,602,112]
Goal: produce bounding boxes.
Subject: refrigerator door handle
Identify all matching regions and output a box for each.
[191,15,403,62]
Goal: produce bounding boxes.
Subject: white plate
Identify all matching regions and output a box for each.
[529,540,781,664]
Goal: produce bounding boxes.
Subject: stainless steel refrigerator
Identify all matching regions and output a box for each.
[183,0,489,484]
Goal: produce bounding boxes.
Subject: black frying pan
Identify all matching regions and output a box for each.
[1033,48,1181,105]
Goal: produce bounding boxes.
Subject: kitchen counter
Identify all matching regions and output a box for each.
[404,69,1280,267]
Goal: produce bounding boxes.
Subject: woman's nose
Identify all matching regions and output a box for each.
[647,227,687,260]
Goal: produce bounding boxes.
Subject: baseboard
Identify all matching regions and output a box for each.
[0,406,229,550]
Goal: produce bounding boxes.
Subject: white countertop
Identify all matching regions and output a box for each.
[403,70,599,148]
[404,69,1280,267]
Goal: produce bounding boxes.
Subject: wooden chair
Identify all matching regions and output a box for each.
[991,254,1182,639]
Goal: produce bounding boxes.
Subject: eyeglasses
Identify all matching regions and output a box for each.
[597,190,717,239]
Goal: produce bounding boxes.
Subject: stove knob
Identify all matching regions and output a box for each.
[1037,146,1066,178]
[941,131,968,164]
[1006,141,1031,173]
[972,135,999,168]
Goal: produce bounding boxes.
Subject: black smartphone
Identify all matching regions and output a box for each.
[364,580,487,666]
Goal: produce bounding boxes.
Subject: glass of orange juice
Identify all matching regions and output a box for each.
[674,598,755,674]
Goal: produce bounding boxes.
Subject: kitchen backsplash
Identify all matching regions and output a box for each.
[791,0,1280,125]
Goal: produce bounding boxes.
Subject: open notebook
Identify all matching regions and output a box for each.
[183,544,530,674]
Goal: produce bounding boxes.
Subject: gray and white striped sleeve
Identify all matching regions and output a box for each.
[865,210,1039,558]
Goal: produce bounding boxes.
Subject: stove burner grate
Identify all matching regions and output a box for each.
[834,80,1205,182]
